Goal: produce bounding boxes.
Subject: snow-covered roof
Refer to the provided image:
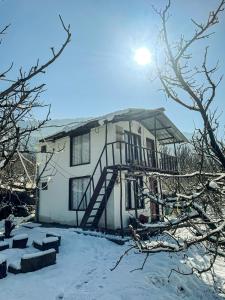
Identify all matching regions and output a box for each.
[40,108,188,144]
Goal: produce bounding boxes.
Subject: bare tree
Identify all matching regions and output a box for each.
[155,0,225,169]
[0,16,71,211]
[113,1,225,292]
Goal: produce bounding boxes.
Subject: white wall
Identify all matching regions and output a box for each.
[37,120,159,228]
[38,123,115,226]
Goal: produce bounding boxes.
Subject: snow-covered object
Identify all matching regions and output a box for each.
[98,109,130,126]
[8,262,21,270]
[208,181,219,190]
[0,241,9,247]
[63,109,131,133]
[42,108,172,142]
[42,237,59,243]
[46,232,61,238]
[33,240,42,246]
[144,241,180,251]
[13,234,28,241]
[0,254,6,264]
[22,249,56,260]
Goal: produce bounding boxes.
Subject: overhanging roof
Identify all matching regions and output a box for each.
[40,108,188,144]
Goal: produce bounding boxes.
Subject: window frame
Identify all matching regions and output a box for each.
[69,175,91,211]
[70,132,91,167]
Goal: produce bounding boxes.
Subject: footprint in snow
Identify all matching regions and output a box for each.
[76,281,89,289]
[87,267,96,275]
[147,275,168,287]
[76,283,82,289]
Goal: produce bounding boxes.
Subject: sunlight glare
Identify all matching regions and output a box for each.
[134,47,152,65]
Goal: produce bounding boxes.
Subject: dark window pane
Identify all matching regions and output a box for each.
[41,145,47,153]
[41,182,48,190]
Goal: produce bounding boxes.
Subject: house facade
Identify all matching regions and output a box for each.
[36,108,187,232]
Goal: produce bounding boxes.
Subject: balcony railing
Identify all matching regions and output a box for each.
[104,141,178,173]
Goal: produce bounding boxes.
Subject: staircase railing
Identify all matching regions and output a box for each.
[76,144,107,226]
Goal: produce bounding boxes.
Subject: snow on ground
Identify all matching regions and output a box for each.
[0,221,223,300]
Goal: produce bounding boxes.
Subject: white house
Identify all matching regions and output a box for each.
[36,108,187,232]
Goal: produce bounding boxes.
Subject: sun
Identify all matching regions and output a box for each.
[134,47,152,65]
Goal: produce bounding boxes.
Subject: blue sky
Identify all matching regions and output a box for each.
[1,0,224,133]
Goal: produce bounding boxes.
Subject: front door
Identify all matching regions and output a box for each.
[149,178,160,222]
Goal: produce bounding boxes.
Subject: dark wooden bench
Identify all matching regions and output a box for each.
[12,234,28,249]
[0,256,7,279]
[8,249,56,274]
[46,233,61,246]
[0,241,9,251]
[33,236,59,253]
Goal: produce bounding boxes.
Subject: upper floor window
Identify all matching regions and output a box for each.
[71,132,90,166]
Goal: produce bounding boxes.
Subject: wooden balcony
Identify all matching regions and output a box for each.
[105,141,178,174]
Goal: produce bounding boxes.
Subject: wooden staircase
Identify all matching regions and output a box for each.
[80,167,118,229]
[76,142,119,229]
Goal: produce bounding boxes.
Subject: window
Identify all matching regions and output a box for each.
[41,182,48,190]
[71,133,90,166]
[125,177,144,210]
[124,131,142,163]
[69,177,91,210]
[41,145,47,153]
